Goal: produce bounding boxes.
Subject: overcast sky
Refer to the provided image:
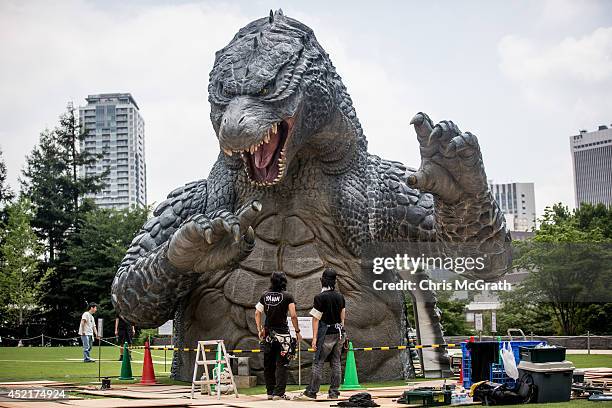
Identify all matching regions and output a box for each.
[1,0,611,216]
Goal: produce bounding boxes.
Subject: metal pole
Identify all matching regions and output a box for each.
[530,331,534,341]
[164,347,167,373]
[587,331,591,355]
[298,346,301,386]
[41,334,44,347]
[98,337,101,382]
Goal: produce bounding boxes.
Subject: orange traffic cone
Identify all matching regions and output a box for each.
[140,341,157,384]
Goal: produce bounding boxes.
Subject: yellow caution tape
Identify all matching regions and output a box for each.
[130,343,459,352]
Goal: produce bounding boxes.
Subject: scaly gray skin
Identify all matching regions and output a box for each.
[111,10,511,381]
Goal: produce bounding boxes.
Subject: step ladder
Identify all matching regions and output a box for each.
[190,340,238,399]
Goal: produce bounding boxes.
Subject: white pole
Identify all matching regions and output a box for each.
[298,346,301,386]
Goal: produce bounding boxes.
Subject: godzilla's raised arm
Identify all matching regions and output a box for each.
[111,180,208,327]
[408,112,512,280]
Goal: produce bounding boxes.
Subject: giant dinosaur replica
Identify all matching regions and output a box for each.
[111,10,511,382]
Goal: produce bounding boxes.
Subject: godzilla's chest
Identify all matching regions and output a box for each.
[218,208,354,311]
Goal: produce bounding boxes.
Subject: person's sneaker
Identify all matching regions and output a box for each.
[293,392,316,400]
[328,394,340,400]
[118,355,123,361]
[84,359,96,363]
[273,394,291,400]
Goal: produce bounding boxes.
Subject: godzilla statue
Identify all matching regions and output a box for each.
[112,10,511,382]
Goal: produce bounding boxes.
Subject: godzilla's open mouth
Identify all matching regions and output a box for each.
[223,118,293,186]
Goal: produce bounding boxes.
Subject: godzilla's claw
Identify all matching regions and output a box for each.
[411,112,435,143]
[236,200,262,234]
[168,200,263,272]
[232,224,240,242]
[409,113,425,126]
[409,113,487,203]
[407,174,418,188]
[245,226,255,244]
[204,228,213,244]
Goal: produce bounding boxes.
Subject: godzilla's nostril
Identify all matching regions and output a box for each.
[238,116,246,124]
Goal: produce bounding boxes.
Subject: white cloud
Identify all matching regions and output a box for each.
[498,27,612,126]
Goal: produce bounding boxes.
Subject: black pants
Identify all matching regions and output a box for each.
[263,340,289,396]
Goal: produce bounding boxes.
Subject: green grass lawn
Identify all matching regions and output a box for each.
[0,346,178,384]
[0,347,610,404]
[564,353,612,369]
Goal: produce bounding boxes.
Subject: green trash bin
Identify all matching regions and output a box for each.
[518,360,574,403]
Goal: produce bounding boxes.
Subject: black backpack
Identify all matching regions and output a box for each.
[472,374,536,405]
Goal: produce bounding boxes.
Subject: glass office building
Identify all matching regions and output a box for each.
[79,93,147,209]
[570,125,612,208]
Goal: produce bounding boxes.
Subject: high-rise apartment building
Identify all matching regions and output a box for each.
[488,181,536,231]
[570,125,612,208]
[79,93,146,209]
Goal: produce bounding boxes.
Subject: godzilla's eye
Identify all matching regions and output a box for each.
[259,87,269,96]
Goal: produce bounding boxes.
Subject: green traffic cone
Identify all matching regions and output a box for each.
[119,342,134,380]
[340,341,363,390]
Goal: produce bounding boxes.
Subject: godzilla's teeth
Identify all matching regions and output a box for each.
[223,148,232,156]
[272,122,277,135]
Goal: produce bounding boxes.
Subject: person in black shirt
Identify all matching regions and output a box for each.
[115,315,135,361]
[255,271,301,400]
[295,268,346,400]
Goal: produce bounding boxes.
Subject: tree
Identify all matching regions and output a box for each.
[0,198,51,331]
[21,104,106,263]
[0,146,15,275]
[436,290,471,336]
[64,206,148,326]
[20,103,107,335]
[496,286,555,335]
[0,146,13,206]
[513,204,612,335]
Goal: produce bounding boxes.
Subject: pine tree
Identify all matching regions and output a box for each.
[21,103,106,262]
[20,103,107,335]
[0,146,13,206]
[0,146,15,272]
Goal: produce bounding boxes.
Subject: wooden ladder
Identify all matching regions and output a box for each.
[190,340,238,399]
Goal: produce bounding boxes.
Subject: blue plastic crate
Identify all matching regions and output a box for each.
[461,340,545,388]
[490,363,516,386]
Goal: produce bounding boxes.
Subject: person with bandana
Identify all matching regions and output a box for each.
[255,271,301,400]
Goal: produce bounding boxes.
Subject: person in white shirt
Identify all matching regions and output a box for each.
[78,302,99,362]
